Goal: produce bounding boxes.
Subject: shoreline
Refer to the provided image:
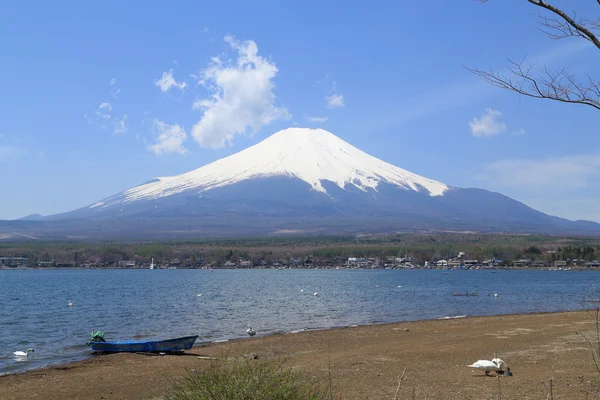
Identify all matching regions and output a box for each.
[2,266,598,271]
[1,308,589,378]
[2,310,600,399]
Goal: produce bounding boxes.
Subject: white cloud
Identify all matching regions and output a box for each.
[113,114,128,135]
[477,152,600,222]
[306,116,328,123]
[190,36,291,149]
[326,94,344,109]
[110,78,116,85]
[95,110,111,120]
[148,119,188,155]
[469,108,506,137]
[99,102,112,111]
[155,69,187,92]
[111,88,121,99]
[483,153,600,191]
[513,127,526,136]
[94,102,113,121]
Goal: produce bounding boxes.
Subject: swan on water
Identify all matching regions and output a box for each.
[67,301,73,307]
[13,348,34,358]
[313,292,318,296]
[247,326,256,338]
[468,358,505,376]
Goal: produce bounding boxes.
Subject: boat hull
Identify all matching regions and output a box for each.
[90,335,198,353]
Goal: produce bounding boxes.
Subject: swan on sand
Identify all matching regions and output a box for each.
[247,326,256,338]
[468,358,506,376]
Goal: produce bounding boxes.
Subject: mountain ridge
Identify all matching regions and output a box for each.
[2,127,599,239]
[89,128,448,211]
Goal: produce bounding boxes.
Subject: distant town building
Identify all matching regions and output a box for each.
[0,257,28,268]
[36,261,55,268]
[554,260,567,268]
[118,260,136,268]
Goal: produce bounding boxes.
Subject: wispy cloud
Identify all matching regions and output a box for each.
[148,119,188,155]
[113,115,128,135]
[469,108,506,137]
[326,94,344,109]
[482,152,600,191]
[477,152,600,222]
[190,36,290,149]
[109,78,120,98]
[306,116,328,123]
[388,40,592,127]
[513,127,526,136]
[95,110,111,120]
[110,88,121,99]
[524,196,600,222]
[99,102,112,111]
[155,69,187,92]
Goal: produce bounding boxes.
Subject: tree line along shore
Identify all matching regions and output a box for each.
[1,233,599,270]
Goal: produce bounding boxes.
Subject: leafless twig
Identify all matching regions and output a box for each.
[471,1,600,111]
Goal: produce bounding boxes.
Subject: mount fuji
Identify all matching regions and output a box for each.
[4,128,600,238]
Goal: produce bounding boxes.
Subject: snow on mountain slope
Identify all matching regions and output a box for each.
[91,128,448,209]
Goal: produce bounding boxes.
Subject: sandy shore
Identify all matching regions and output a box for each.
[1,311,599,400]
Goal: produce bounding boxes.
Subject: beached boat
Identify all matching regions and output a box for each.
[89,335,198,353]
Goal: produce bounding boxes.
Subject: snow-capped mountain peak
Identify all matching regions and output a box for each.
[91,128,448,208]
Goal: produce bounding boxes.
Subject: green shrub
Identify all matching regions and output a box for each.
[167,358,332,400]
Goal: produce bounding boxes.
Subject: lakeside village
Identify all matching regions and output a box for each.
[1,250,600,270]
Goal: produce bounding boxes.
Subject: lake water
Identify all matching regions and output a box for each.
[1,268,599,375]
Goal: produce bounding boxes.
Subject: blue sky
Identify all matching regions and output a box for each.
[1,0,598,221]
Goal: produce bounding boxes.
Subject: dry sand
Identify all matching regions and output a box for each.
[1,311,599,400]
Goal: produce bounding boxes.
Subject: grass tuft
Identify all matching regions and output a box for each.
[166,357,333,400]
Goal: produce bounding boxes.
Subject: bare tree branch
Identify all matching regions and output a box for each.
[537,14,600,44]
[527,0,600,49]
[466,58,600,110]
[472,1,600,111]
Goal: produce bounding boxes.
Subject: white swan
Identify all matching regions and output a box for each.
[13,348,34,357]
[491,358,506,371]
[67,301,73,307]
[468,359,504,376]
[247,326,256,338]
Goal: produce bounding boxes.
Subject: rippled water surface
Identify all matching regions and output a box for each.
[1,268,599,375]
